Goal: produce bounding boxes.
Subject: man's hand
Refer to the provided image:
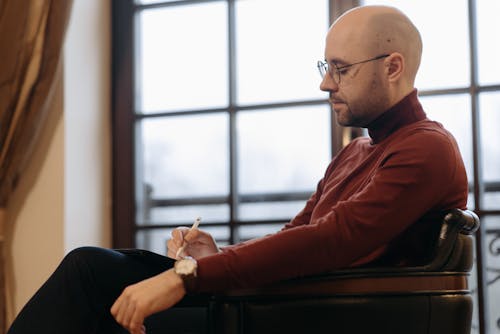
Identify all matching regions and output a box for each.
[167,227,219,259]
[111,269,186,334]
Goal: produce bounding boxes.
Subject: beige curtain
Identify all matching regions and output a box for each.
[0,0,73,330]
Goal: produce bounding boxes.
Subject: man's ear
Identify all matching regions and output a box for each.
[385,52,404,82]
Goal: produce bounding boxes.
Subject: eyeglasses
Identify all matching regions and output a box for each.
[317,54,390,84]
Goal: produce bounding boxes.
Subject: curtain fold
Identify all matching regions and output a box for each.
[0,0,73,331]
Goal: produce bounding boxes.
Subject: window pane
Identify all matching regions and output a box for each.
[139,205,229,226]
[136,226,229,254]
[237,105,330,194]
[468,192,475,212]
[476,0,500,85]
[138,114,229,199]
[238,223,283,241]
[136,228,173,255]
[137,3,228,113]
[136,0,181,4]
[239,201,307,221]
[420,94,473,188]
[468,226,500,334]
[484,192,500,211]
[480,92,500,210]
[469,236,479,334]
[483,216,500,333]
[235,0,329,104]
[362,0,470,90]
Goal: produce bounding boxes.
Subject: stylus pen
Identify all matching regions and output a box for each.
[175,217,201,258]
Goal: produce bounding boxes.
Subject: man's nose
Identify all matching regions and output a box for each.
[320,74,339,92]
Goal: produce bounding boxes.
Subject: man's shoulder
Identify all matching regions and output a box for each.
[387,120,463,169]
[395,119,457,146]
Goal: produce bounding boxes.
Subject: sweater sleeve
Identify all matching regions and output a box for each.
[281,177,324,230]
[192,128,467,293]
[282,152,342,230]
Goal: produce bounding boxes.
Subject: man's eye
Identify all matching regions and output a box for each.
[337,68,349,75]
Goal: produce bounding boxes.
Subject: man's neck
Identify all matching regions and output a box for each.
[367,89,426,144]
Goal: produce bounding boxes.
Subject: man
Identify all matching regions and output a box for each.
[7,5,467,334]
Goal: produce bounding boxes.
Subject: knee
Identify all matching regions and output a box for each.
[64,246,102,261]
[61,246,108,270]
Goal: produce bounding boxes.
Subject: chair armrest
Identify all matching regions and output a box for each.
[220,271,469,299]
[444,209,479,236]
[219,209,478,299]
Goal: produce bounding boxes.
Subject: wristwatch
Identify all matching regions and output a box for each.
[174,256,198,292]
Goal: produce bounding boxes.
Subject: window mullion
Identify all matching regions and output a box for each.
[112,0,137,248]
[227,0,239,244]
[468,0,489,333]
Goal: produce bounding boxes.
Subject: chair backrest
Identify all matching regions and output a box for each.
[327,208,480,276]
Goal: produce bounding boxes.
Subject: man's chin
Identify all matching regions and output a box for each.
[333,107,353,127]
[336,119,352,127]
[334,116,353,127]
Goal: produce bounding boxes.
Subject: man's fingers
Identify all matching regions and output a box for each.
[168,229,185,257]
[111,293,126,323]
[110,296,120,317]
[111,286,143,332]
[132,325,146,334]
[128,307,146,334]
[171,228,190,245]
[166,241,178,259]
[172,227,189,239]
[122,297,137,329]
[166,247,177,259]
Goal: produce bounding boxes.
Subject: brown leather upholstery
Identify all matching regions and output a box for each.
[150,209,479,334]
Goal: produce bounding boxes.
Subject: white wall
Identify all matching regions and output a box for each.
[63,0,111,252]
[5,0,111,324]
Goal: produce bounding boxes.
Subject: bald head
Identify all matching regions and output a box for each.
[328,5,422,86]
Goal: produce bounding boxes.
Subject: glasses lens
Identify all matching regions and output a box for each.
[317,61,327,78]
[317,61,340,84]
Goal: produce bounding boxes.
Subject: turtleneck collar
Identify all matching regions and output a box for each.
[367,89,426,144]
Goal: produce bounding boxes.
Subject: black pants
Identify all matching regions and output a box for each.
[7,247,175,334]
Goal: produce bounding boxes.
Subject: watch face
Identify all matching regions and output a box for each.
[175,258,197,276]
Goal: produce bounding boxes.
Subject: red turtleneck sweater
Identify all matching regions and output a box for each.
[193,90,468,293]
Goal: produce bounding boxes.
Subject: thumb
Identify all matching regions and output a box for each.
[183,228,200,243]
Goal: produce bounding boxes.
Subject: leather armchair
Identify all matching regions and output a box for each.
[148,209,479,334]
